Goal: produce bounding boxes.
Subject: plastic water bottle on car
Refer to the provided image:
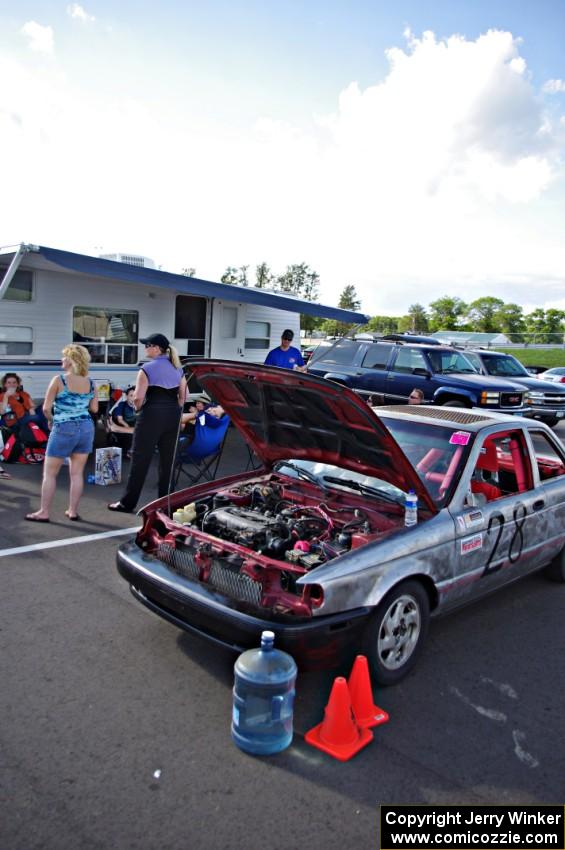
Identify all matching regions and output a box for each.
[404,489,418,526]
[231,630,297,755]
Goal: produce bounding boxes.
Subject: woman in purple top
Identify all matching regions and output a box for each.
[108,333,187,512]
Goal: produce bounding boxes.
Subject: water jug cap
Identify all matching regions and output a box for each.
[260,630,275,649]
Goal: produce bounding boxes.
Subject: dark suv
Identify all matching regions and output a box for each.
[307,338,527,412]
[463,349,565,427]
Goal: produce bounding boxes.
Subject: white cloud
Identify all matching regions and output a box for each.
[67,4,95,23]
[543,79,565,94]
[2,28,564,316]
[21,21,54,54]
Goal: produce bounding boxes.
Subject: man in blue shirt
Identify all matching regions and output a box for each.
[264,329,306,371]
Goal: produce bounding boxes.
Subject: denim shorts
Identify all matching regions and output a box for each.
[46,418,95,458]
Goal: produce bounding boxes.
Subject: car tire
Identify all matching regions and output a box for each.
[362,580,430,686]
[439,399,470,408]
[544,548,565,583]
[544,417,559,428]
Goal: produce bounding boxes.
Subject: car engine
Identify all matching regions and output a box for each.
[171,479,395,570]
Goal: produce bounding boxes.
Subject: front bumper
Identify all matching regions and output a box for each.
[522,405,565,424]
[490,405,528,415]
[116,540,370,669]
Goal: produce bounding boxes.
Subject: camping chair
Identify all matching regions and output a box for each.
[104,389,138,454]
[173,412,231,487]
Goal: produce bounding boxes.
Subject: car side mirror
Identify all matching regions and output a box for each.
[412,368,431,378]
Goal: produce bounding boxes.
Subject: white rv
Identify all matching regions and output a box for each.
[0,243,367,401]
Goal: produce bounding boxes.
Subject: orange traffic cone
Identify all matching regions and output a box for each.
[348,655,389,729]
[304,676,373,761]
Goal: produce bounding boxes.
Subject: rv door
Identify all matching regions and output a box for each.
[210,300,246,360]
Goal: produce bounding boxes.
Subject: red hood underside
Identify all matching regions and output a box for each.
[187,360,437,515]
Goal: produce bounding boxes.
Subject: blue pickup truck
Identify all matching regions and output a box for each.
[307,338,527,413]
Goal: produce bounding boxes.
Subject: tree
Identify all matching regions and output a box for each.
[220,266,239,285]
[403,303,429,332]
[276,263,318,298]
[525,308,565,343]
[238,265,249,287]
[299,269,321,334]
[428,296,467,331]
[544,309,565,338]
[366,315,400,334]
[338,285,361,312]
[466,297,505,333]
[320,285,362,337]
[497,303,526,341]
[255,263,273,289]
[181,267,196,277]
[220,266,249,286]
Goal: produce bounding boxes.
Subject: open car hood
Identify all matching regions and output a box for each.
[188,360,437,515]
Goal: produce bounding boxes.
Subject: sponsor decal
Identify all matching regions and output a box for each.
[464,510,483,527]
[461,533,483,554]
[450,431,471,446]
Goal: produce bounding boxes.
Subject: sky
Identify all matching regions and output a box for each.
[1,1,564,317]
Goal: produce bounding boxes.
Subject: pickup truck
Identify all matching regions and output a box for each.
[463,349,565,427]
[306,338,527,413]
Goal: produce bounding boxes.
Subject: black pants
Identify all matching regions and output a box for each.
[119,402,181,510]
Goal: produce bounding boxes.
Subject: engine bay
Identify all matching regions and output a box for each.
[161,475,401,572]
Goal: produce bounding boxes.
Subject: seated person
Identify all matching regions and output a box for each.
[0,373,37,435]
[181,395,225,441]
[408,388,424,405]
[109,387,136,453]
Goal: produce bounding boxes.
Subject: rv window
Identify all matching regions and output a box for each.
[0,325,33,355]
[245,321,270,350]
[73,306,139,364]
[0,269,33,302]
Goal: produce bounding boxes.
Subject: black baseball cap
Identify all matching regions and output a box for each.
[281,329,294,340]
[140,333,170,349]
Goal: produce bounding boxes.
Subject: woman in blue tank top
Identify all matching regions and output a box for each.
[26,344,98,522]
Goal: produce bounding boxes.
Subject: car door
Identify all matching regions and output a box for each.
[523,428,565,563]
[355,343,395,398]
[385,346,431,403]
[447,428,547,605]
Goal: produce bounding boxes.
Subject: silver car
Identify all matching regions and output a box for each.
[538,367,565,384]
[116,362,565,684]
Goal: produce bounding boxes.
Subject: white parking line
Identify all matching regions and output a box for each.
[0,526,141,558]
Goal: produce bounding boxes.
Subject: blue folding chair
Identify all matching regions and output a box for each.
[173,412,231,487]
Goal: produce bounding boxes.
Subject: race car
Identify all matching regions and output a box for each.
[117,361,565,684]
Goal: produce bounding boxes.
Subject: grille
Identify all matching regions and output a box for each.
[157,543,199,580]
[500,392,523,408]
[541,395,565,407]
[209,561,262,605]
[156,543,262,606]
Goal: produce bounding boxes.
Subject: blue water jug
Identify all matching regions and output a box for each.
[231,630,297,755]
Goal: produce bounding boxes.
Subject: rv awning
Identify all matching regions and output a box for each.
[2,244,369,324]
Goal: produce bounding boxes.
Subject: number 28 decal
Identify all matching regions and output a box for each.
[482,503,527,577]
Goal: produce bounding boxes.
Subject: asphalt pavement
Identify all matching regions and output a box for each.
[1,422,564,850]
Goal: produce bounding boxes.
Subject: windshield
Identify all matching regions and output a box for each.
[426,350,476,374]
[274,460,406,506]
[481,354,529,377]
[381,418,474,507]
